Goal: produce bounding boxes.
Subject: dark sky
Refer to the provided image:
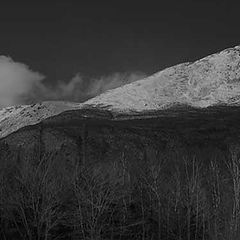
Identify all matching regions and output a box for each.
[0,0,239,83]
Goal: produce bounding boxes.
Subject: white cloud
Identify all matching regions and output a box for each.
[0,56,45,107]
[0,56,146,107]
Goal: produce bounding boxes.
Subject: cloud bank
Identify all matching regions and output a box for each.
[0,56,146,108]
[0,56,45,107]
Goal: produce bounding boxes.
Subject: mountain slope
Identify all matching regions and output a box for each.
[2,45,240,139]
[85,45,240,111]
[0,102,82,139]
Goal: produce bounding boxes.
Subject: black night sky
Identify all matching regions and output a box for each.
[0,0,239,83]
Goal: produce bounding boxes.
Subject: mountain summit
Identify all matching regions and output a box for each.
[1,45,240,139]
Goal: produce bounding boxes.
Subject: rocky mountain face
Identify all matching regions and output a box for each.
[2,46,240,239]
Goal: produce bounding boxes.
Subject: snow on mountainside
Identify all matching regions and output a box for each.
[0,101,82,139]
[84,45,240,111]
[2,45,240,139]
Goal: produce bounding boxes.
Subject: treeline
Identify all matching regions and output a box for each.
[0,141,240,239]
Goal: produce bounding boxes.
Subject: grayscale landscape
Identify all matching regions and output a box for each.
[2,46,240,239]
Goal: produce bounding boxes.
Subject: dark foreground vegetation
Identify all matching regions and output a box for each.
[1,141,240,240]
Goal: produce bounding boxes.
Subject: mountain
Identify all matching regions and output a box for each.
[2,45,240,140]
